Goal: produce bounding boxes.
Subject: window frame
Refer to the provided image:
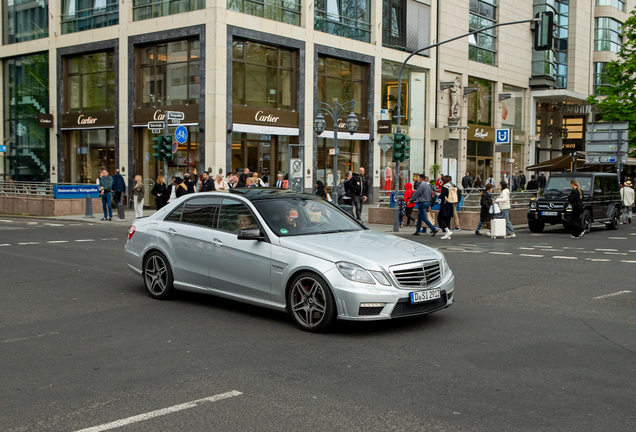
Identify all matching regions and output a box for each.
[65,51,116,113]
[468,0,497,66]
[316,55,369,119]
[61,0,119,34]
[595,17,623,54]
[132,0,205,22]
[216,197,270,241]
[180,196,221,228]
[595,0,625,12]
[227,0,301,26]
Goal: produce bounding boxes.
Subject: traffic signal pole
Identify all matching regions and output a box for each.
[163,113,169,180]
[391,17,540,232]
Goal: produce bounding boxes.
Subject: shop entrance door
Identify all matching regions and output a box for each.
[476,157,492,182]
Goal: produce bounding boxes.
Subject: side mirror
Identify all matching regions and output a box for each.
[238,228,265,241]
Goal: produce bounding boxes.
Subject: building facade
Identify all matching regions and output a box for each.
[0,0,632,200]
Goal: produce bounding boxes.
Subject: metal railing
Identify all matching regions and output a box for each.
[132,0,205,21]
[376,188,541,209]
[228,0,301,26]
[61,4,119,34]
[314,9,371,43]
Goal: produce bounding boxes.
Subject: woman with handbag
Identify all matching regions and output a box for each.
[494,181,516,238]
[132,175,145,218]
[475,183,494,235]
[438,176,454,239]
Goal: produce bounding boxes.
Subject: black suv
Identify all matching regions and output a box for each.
[527,173,621,233]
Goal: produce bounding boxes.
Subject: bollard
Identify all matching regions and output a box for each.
[117,195,126,221]
[84,194,95,218]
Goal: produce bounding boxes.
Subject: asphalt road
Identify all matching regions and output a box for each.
[1,217,635,431]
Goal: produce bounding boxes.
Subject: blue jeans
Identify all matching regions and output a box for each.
[477,221,483,231]
[102,192,112,218]
[502,209,515,235]
[415,202,436,232]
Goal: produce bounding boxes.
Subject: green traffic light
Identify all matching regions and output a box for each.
[393,133,405,163]
[152,135,164,161]
[403,135,411,161]
[163,135,174,161]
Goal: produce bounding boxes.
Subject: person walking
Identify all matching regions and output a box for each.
[342,171,353,207]
[537,172,547,190]
[183,169,198,194]
[526,175,539,191]
[215,174,229,191]
[485,175,495,187]
[620,180,635,223]
[450,181,462,231]
[111,169,126,206]
[98,168,113,221]
[519,171,526,190]
[438,176,454,240]
[315,180,327,200]
[409,174,438,236]
[166,176,177,204]
[199,171,216,192]
[173,177,188,198]
[435,174,444,194]
[495,181,516,238]
[569,180,585,238]
[349,170,367,221]
[461,172,473,189]
[475,184,494,235]
[402,182,417,228]
[226,173,236,189]
[472,175,483,189]
[151,175,167,210]
[132,175,145,218]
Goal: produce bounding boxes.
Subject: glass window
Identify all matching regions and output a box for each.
[469,0,496,66]
[595,0,625,12]
[181,197,219,227]
[317,55,368,118]
[227,0,301,26]
[467,77,493,126]
[232,40,297,110]
[532,0,568,89]
[64,129,115,183]
[594,62,611,95]
[137,40,201,108]
[61,0,119,34]
[501,85,523,131]
[3,0,49,44]
[218,199,258,234]
[132,0,205,21]
[165,203,184,222]
[382,0,406,50]
[314,0,372,43]
[65,52,115,113]
[595,17,623,53]
[3,53,50,181]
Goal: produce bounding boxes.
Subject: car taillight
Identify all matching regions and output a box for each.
[127,225,136,240]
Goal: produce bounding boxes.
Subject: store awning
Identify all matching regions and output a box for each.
[232,123,299,136]
[527,154,583,172]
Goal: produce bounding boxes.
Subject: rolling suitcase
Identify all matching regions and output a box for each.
[490,217,507,239]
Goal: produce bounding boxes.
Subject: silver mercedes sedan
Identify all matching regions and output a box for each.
[125,189,454,332]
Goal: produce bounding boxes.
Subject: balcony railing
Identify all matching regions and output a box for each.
[314,9,371,43]
[228,0,301,26]
[61,4,119,34]
[132,0,205,21]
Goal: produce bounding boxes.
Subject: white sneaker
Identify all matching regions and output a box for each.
[441,233,451,240]
[508,234,516,238]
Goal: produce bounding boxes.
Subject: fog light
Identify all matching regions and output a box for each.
[360,303,386,308]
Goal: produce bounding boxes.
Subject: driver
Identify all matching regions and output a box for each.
[279,206,301,234]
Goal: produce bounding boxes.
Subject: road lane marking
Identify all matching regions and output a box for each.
[47,240,69,244]
[542,249,563,252]
[604,252,627,256]
[102,238,120,241]
[563,247,584,250]
[44,223,65,226]
[621,260,636,263]
[461,250,480,253]
[459,244,477,247]
[520,254,543,258]
[18,242,40,245]
[586,258,611,262]
[3,332,60,344]
[609,237,627,240]
[594,291,631,300]
[553,256,577,260]
[534,245,552,248]
[490,252,512,255]
[75,239,95,242]
[629,250,636,253]
[75,390,243,432]
[0,219,14,222]
[518,247,535,250]
[595,249,617,251]
[0,244,10,247]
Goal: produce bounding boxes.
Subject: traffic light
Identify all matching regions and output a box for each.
[403,135,411,161]
[162,135,173,161]
[152,135,164,161]
[392,133,404,163]
[534,11,554,51]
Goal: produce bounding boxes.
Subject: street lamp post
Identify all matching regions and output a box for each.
[314,99,359,205]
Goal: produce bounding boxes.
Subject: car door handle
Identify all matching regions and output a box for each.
[211,238,223,247]
[167,228,177,236]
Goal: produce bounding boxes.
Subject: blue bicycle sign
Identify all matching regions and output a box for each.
[175,125,188,144]
[495,129,510,144]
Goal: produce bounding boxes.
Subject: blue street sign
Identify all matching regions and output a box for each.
[175,125,188,144]
[495,129,510,144]
[53,185,100,199]
[0,145,6,152]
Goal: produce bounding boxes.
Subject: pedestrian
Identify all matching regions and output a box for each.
[226,173,236,189]
[409,174,438,236]
[495,181,516,238]
[449,181,462,231]
[252,172,265,187]
[98,168,113,221]
[398,196,406,227]
[215,174,229,191]
[243,167,250,176]
[461,172,473,189]
[438,176,455,239]
[183,169,198,193]
[475,184,494,235]
[526,175,539,191]
[473,175,483,189]
[111,169,126,206]
[620,180,635,223]
[519,171,526,190]
[538,172,547,190]
[435,174,444,193]
[199,171,216,192]
[485,175,495,187]
[315,180,327,200]
[569,180,585,238]
[402,182,416,228]
[246,177,256,187]
[273,174,284,188]
[151,175,167,210]
[132,175,145,218]
[166,176,177,203]
[349,168,368,220]
[336,175,348,204]
[342,171,353,206]
[413,174,421,190]
[174,177,188,198]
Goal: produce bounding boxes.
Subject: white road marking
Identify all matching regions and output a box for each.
[75,239,95,242]
[563,247,584,250]
[595,249,617,252]
[553,256,577,259]
[26,222,38,225]
[3,332,60,344]
[530,234,545,236]
[518,247,535,250]
[534,245,552,248]
[461,250,480,253]
[586,258,611,262]
[459,244,477,247]
[609,237,627,240]
[75,390,243,432]
[604,252,627,256]
[102,238,120,241]
[0,244,10,247]
[631,233,636,236]
[629,250,636,253]
[47,240,69,244]
[44,223,65,226]
[593,291,631,300]
[621,260,636,264]
[0,219,14,222]
[520,254,543,258]
[542,249,563,252]
[490,252,512,255]
[18,242,40,245]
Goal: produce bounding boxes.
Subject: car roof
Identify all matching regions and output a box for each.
[229,188,320,202]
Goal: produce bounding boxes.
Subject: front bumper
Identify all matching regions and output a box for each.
[328,268,455,321]
[527,210,573,223]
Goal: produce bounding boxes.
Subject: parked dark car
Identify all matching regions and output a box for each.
[527,172,621,233]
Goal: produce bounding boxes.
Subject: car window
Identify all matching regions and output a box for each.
[594,177,602,191]
[165,204,184,222]
[546,177,592,192]
[181,197,219,228]
[217,198,258,234]
[607,177,619,193]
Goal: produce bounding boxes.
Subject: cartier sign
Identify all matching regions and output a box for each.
[134,105,199,125]
[323,115,370,134]
[468,125,495,142]
[62,111,115,129]
[232,105,298,128]
[38,113,53,129]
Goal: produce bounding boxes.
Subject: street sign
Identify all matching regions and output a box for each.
[147,121,163,130]
[528,135,540,141]
[586,143,629,153]
[168,111,185,120]
[175,125,188,144]
[507,158,515,163]
[0,145,6,152]
[378,134,393,152]
[291,159,303,179]
[586,155,628,164]
[171,119,181,124]
[495,129,510,144]
[172,141,178,154]
[329,148,340,156]
[151,129,160,134]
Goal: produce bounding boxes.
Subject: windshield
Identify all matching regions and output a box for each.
[254,198,364,236]
[546,177,592,192]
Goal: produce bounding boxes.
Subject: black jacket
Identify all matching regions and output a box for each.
[174,179,188,198]
[151,182,167,209]
[200,178,215,192]
[526,180,539,190]
[519,174,527,186]
[462,175,473,189]
[183,174,198,194]
[480,192,493,222]
[347,174,367,198]
[111,173,126,193]
[568,188,583,209]
[537,175,547,189]
[438,186,454,218]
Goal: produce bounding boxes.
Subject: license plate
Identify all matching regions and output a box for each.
[410,289,441,304]
[541,211,558,216]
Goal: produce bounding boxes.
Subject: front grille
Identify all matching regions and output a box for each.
[390,294,447,317]
[358,306,384,316]
[538,202,565,211]
[391,261,441,288]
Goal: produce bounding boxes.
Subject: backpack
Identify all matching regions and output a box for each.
[336,182,346,197]
[447,186,458,204]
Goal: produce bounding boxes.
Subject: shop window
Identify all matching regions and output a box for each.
[64,129,115,183]
[138,39,201,108]
[132,0,205,21]
[594,62,611,95]
[232,40,297,111]
[3,54,49,181]
[596,0,625,12]
[314,0,371,43]
[227,0,301,26]
[65,52,115,113]
[595,17,623,53]
[2,0,49,44]
[316,138,368,194]
[316,56,368,118]
[468,0,496,66]
[467,77,493,127]
[61,0,119,34]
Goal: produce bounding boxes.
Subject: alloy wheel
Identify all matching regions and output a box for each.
[145,255,168,295]
[290,277,328,328]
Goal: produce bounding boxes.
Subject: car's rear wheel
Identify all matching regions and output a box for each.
[143,251,174,300]
[287,272,336,333]
[528,221,545,232]
[606,207,620,230]
[581,210,592,233]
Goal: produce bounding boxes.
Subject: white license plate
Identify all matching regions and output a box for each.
[410,289,441,304]
[541,211,558,216]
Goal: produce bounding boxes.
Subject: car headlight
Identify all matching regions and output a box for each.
[369,270,391,286]
[337,262,375,284]
[440,257,449,276]
[530,201,537,210]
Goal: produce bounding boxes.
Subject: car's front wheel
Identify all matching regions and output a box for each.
[287,272,336,333]
[143,251,174,300]
[606,207,620,230]
[581,210,592,233]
